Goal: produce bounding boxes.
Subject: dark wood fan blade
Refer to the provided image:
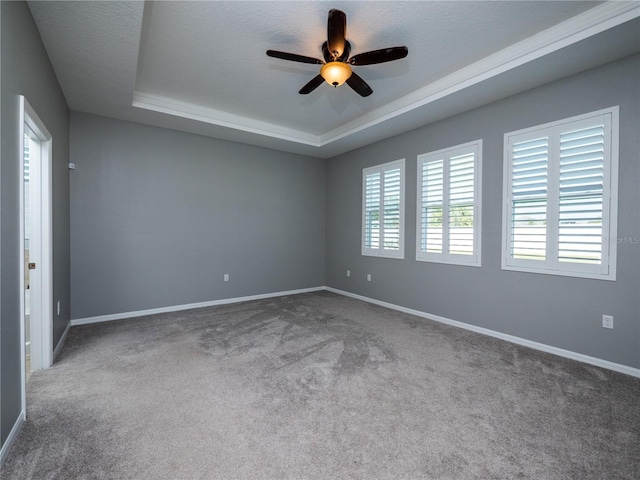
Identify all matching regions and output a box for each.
[266,50,323,65]
[327,9,346,58]
[349,46,408,66]
[299,74,325,94]
[346,72,373,97]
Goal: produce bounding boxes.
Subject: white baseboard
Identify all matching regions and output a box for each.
[67,284,639,378]
[70,286,325,326]
[0,411,25,468]
[53,321,72,361]
[325,287,640,378]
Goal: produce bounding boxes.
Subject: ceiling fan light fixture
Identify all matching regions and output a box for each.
[320,61,352,87]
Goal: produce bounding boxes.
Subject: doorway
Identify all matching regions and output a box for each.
[19,96,53,411]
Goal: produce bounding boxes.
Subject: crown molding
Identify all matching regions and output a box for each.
[132,91,320,146]
[133,2,640,150]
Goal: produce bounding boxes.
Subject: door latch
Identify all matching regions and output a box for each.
[28,263,36,270]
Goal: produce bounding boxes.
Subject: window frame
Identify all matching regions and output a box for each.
[501,107,619,281]
[416,140,482,267]
[362,158,405,259]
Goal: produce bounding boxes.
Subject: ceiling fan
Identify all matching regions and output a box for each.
[266,9,408,97]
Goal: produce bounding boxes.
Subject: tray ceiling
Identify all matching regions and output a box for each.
[28,1,640,158]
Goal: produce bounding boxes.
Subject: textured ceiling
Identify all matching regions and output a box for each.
[28,1,640,157]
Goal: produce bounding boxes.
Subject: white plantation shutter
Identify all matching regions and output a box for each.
[364,172,381,250]
[24,134,31,245]
[383,168,401,250]
[24,135,31,182]
[503,108,617,280]
[362,159,405,258]
[417,141,481,266]
[420,159,444,254]
[558,123,605,264]
[510,134,549,261]
[449,151,476,255]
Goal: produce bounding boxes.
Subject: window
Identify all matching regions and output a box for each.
[502,107,618,280]
[362,159,405,258]
[416,140,482,266]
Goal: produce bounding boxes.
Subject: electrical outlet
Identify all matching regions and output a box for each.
[602,315,613,329]
[224,274,229,282]
[346,270,350,277]
[367,274,372,282]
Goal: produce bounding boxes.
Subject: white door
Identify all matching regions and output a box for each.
[19,97,53,411]
[23,126,42,381]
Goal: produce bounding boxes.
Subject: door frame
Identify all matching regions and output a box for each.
[19,96,53,413]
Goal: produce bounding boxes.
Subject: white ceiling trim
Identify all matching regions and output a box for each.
[132,92,320,146]
[132,1,640,149]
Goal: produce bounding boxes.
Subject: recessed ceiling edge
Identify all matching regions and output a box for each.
[132,2,640,150]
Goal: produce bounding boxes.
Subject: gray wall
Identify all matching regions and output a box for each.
[326,54,640,369]
[70,113,325,319]
[1,1,70,445]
